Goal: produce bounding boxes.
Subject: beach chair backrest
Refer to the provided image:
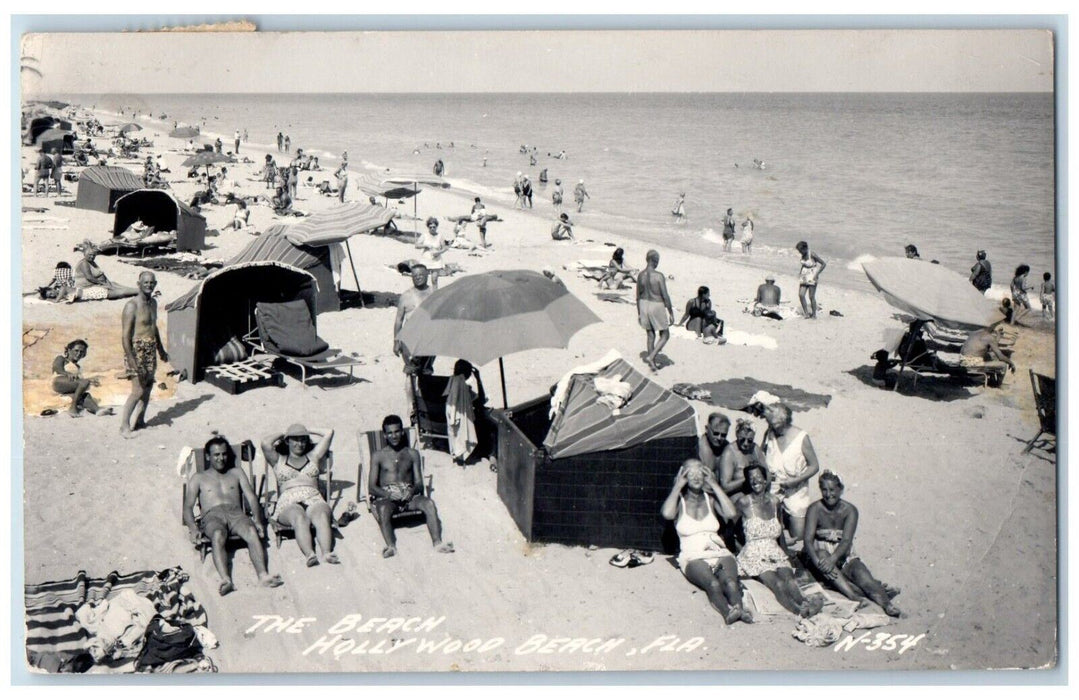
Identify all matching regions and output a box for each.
[1029,370,1056,435]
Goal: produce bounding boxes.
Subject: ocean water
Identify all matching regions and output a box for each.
[67,92,1055,294]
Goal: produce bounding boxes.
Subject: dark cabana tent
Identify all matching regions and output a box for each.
[113,189,207,252]
[75,166,144,213]
[229,226,339,313]
[165,262,318,383]
[493,357,698,553]
[26,116,74,144]
[38,132,76,155]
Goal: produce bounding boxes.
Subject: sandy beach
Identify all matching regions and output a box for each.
[19,106,1057,674]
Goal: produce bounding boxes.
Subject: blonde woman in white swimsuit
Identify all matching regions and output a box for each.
[661,459,752,624]
[794,240,827,319]
[762,402,820,542]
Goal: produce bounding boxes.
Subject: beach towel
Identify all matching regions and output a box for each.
[696,378,832,412]
[25,567,208,672]
[444,374,477,461]
[549,349,622,419]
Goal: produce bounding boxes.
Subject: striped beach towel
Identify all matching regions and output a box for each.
[25,567,207,666]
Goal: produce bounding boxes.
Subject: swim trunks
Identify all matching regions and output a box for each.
[638,299,671,332]
[125,336,157,383]
[959,355,987,368]
[372,494,426,515]
[200,504,253,539]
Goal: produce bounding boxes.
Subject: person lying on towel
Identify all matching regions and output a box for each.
[369,414,455,558]
[183,435,284,596]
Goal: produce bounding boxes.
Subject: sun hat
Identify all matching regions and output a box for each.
[284,423,310,439]
[765,274,775,282]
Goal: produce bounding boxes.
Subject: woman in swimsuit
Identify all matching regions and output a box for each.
[598,247,636,290]
[762,402,819,541]
[803,471,902,616]
[661,459,751,624]
[794,240,826,319]
[734,464,822,618]
[261,424,339,567]
[73,242,139,301]
[675,286,725,343]
[51,339,110,416]
[1010,264,1032,325]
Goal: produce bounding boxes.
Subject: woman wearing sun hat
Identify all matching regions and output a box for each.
[261,424,338,566]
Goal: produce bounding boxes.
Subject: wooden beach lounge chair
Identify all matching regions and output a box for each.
[259,449,339,549]
[179,441,263,563]
[356,427,433,527]
[1022,369,1056,454]
[246,300,364,387]
[409,373,452,448]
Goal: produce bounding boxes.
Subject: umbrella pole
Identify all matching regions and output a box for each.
[344,239,365,308]
[499,357,509,409]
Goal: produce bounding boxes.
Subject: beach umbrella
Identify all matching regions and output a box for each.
[357,172,450,233]
[182,151,234,178]
[397,269,602,406]
[862,257,1004,331]
[168,126,200,139]
[278,202,396,307]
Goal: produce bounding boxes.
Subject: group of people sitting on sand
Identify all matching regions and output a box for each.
[182,415,454,596]
[37,241,140,303]
[663,405,901,625]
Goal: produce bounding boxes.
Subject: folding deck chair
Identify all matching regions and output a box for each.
[259,450,339,549]
[1022,369,1056,454]
[409,373,451,448]
[245,299,364,387]
[179,441,263,563]
[887,322,1002,390]
[356,427,433,527]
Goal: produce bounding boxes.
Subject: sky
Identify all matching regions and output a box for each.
[20,28,1054,96]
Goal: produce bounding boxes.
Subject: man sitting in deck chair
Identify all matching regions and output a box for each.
[369,414,454,558]
[959,325,1016,379]
[183,435,284,596]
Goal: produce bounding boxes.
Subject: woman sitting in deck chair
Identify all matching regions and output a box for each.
[261,424,339,567]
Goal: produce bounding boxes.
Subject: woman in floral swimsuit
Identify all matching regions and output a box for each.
[261,424,339,567]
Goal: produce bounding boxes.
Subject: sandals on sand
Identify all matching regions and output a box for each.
[609,550,654,568]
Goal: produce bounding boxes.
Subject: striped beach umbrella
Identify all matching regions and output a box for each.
[397,269,602,406]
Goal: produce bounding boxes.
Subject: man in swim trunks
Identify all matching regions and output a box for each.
[370,414,454,558]
[636,249,674,372]
[183,436,283,595]
[120,272,168,438]
[551,213,575,241]
[753,275,783,318]
[394,263,436,378]
[959,326,1015,379]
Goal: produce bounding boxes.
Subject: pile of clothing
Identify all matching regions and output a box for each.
[25,567,218,674]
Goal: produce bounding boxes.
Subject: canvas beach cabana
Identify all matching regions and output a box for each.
[228,226,341,314]
[492,355,698,553]
[165,262,318,383]
[75,166,144,213]
[113,189,207,252]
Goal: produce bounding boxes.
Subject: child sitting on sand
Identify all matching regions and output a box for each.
[803,471,902,616]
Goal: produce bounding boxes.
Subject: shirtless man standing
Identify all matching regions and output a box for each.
[120,272,168,437]
[369,415,454,558]
[183,436,283,595]
[393,264,435,376]
[636,249,674,371]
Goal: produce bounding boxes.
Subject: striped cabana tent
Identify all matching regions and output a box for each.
[229,227,340,314]
[493,355,699,553]
[75,165,144,213]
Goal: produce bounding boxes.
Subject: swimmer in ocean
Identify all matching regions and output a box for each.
[672,193,686,223]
